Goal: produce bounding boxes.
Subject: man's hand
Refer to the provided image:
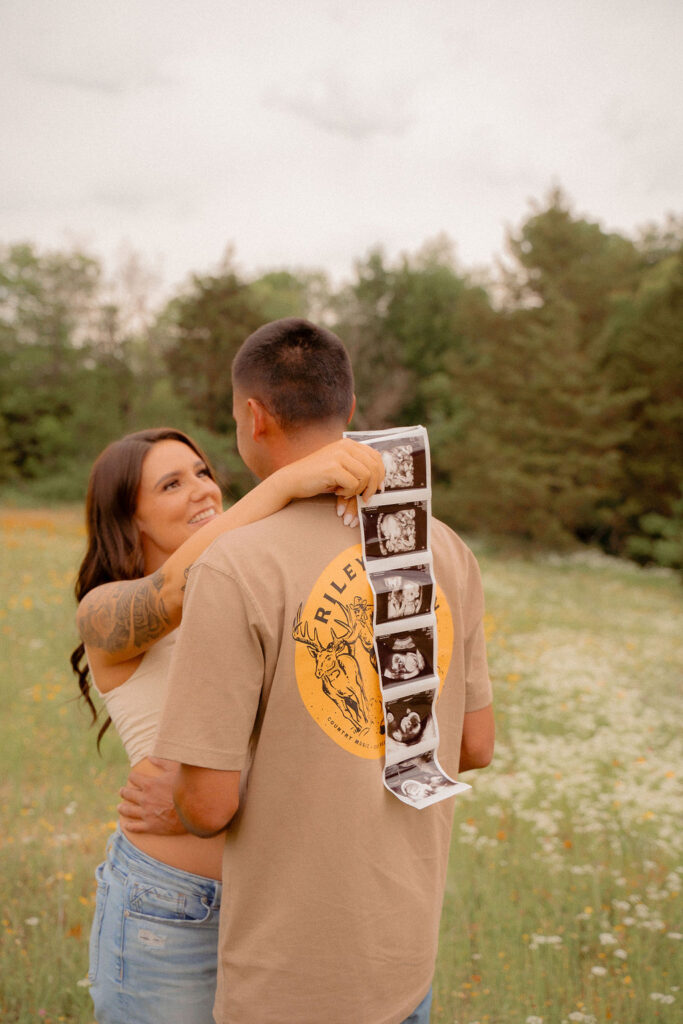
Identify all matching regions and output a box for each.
[118,757,187,835]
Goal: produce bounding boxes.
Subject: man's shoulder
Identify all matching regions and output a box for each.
[431,516,474,558]
[195,496,343,570]
[430,517,484,594]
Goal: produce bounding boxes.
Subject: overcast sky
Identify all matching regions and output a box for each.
[2,0,681,295]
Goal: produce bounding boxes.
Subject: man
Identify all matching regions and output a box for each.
[154,318,494,1024]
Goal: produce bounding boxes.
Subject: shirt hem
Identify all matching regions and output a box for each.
[153,740,245,771]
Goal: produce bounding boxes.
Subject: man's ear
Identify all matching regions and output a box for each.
[247,397,272,440]
[346,395,357,425]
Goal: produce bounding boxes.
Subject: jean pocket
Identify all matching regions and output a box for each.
[88,862,110,982]
[126,881,213,926]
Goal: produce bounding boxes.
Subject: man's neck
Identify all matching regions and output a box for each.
[262,424,344,476]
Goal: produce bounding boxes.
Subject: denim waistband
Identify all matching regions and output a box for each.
[106,828,222,909]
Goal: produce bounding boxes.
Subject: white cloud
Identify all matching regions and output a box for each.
[0,0,680,290]
[265,71,414,141]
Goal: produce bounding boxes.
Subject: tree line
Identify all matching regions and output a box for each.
[1,189,681,570]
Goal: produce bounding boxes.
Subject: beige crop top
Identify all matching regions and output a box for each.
[91,631,177,766]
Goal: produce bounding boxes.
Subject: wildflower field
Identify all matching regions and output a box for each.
[1,507,681,1024]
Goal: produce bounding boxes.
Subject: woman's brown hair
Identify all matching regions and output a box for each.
[70,428,217,747]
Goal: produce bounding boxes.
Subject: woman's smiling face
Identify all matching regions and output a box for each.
[134,439,223,572]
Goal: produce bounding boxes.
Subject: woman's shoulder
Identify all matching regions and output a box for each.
[89,630,177,695]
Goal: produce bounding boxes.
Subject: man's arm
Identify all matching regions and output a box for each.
[173,764,241,838]
[117,759,187,835]
[459,703,494,772]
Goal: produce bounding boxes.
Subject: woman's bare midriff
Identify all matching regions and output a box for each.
[120,756,224,881]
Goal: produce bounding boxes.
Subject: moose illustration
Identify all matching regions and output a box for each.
[334,596,377,672]
[293,602,373,733]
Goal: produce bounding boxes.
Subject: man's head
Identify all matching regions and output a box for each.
[232,318,356,476]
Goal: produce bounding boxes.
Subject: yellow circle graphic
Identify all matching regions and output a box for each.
[293,544,454,759]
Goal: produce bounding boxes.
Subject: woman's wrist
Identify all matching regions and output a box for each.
[265,462,300,506]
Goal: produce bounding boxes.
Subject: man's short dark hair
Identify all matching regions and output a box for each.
[232,318,354,429]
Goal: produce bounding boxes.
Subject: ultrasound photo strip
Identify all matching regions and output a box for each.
[344,424,470,809]
[384,753,470,810]
[375,624,437,689]
[384,684,440,767]
[359,500,431,570]
[345,427,430,500]
[368,562,435,626]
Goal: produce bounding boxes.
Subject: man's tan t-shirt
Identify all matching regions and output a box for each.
[155,496,492,1024]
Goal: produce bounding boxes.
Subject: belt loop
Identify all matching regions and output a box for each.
[210,879,222,909]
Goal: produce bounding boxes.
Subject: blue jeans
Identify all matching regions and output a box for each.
[88,829,221,1024]
[401,987,432,1024]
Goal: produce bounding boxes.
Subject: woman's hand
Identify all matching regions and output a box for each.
[336,494,360,528]
[281,439,385,507]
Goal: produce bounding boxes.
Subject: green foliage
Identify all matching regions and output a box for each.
[437,307,634,545]
[333,248,415,428]
[162,261,265,433]
[2,192,682,570]
[503,186,641,341]
[0,243,102,482]
[334,238,493,431]
[0,243,212,499]
[248,269,330,323]
[627,491,683,572]
[596,246,683,559]
[158,260,327,495]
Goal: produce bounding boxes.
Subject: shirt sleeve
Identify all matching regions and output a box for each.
[154,559,265,770]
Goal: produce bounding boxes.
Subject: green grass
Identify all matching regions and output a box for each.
[1,509,681,1023]
[433,546,682,1024]
[0,508,127,1024]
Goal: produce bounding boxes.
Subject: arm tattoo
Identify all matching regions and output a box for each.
[132,570,171,647]
[79,570,171,653]
[181,566,190,593]
[79,584,134,652]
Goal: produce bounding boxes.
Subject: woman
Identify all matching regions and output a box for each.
[71,427,383,1024]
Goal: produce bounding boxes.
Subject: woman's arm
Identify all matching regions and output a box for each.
[77,438,383,666]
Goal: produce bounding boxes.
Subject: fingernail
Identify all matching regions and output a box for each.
[350,516,359,528]
[337,504,345,517]
[343,511,353,526]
